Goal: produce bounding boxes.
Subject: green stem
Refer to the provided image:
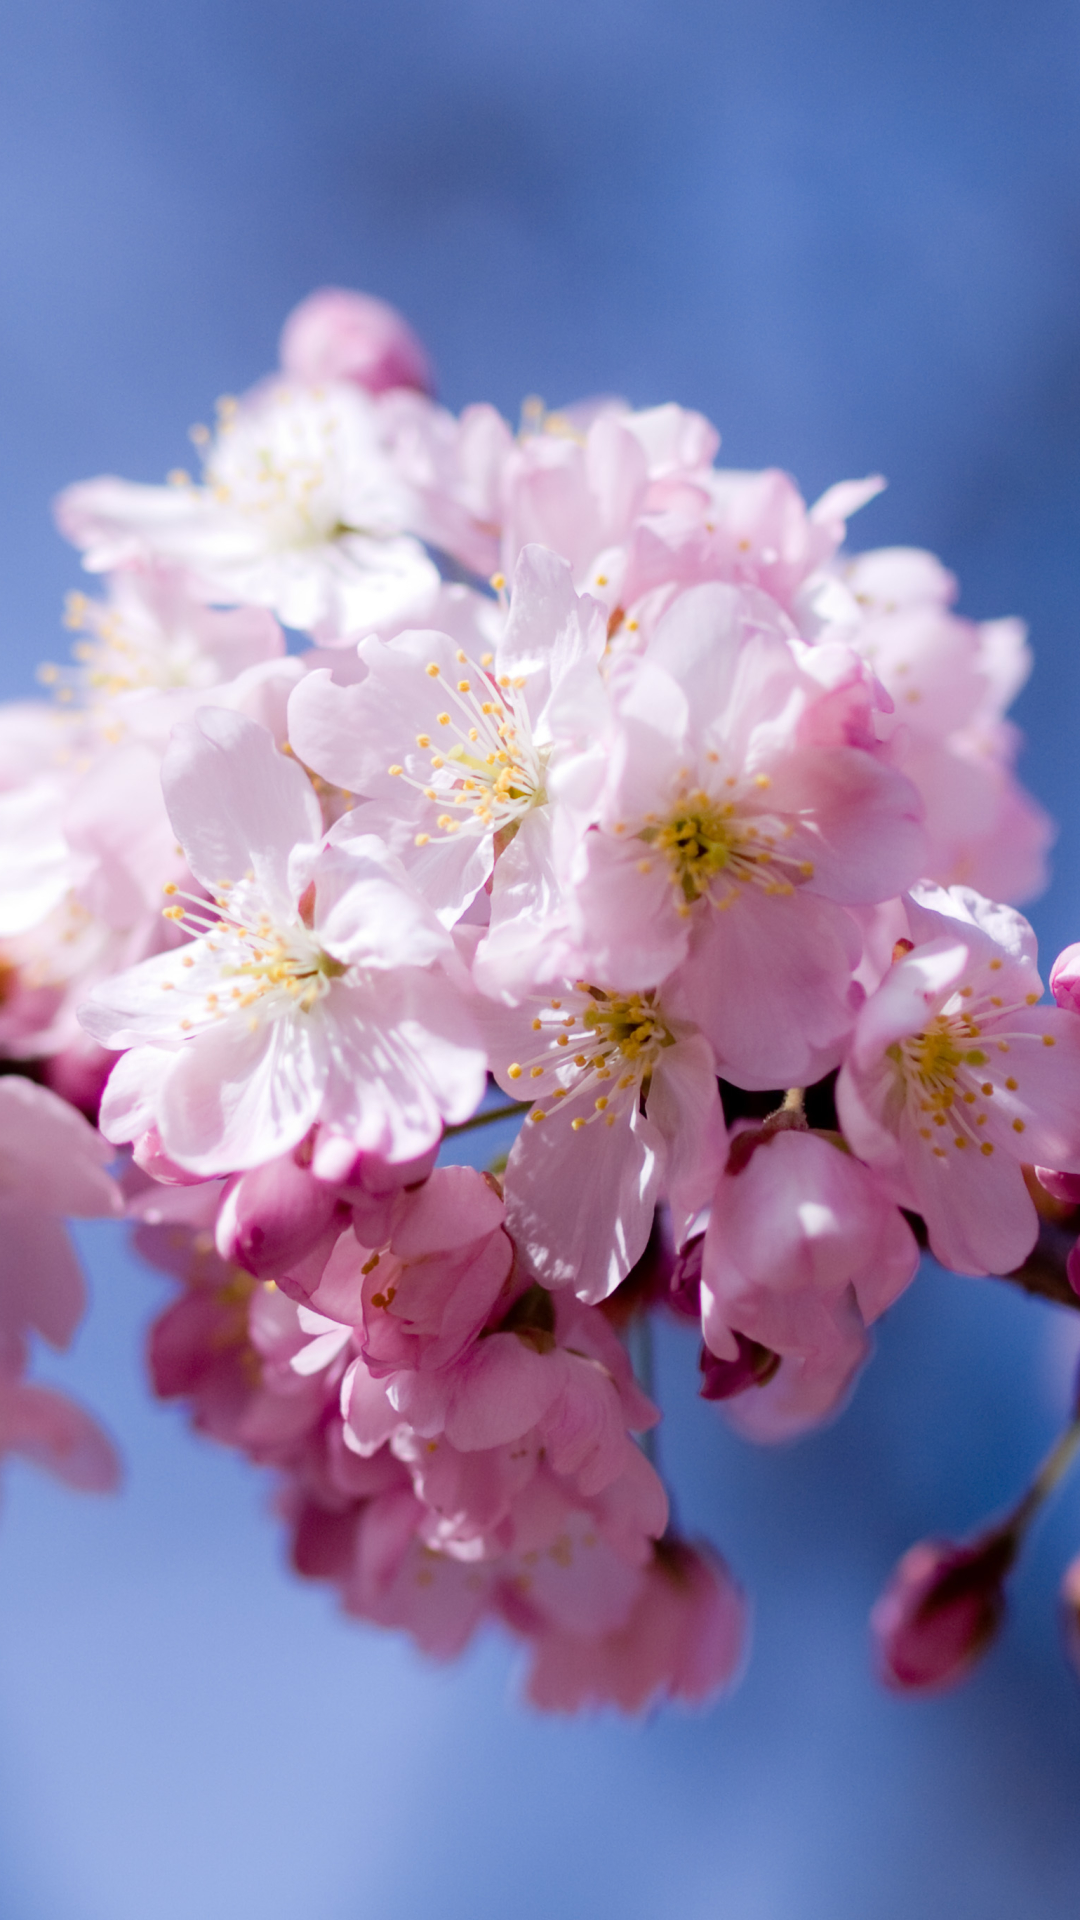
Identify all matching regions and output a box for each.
[442,1100,529,1140]
[1007,1417,1080,1539]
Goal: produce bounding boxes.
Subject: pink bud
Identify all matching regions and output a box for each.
[1050,944,1080,1015]
[215,1151,348,1280]
[1034,1167,1080,1207]
[871,1531,1014,1692]
[279,287,435,396]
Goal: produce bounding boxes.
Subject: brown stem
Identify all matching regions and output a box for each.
[993,1218,1080,1314]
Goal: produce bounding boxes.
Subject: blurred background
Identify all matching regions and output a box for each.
[2,2,1080,1914]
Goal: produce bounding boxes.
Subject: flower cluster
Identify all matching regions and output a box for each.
[4,282,1080,1711]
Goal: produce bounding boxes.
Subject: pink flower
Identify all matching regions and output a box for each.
[836,883,1080,1275]
[499,402,720,590]
[278,287,435,396]
[56,382,440,643]
[288,543,607,929]
[479,977,725,1300]
[82,708,486,1175]
[872,1531,1013,1692]
[519,1535,748,1714]
[562,582,924,1086]
[700,1126,919,1441]
[827,548,1051,905]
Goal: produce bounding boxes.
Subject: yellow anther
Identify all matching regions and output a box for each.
[1005,1076,1018,1090]
[437,712,451,726]
[490,573,506,591]
[1013,1118,1025,1133]
[508,1064,523,1079]
[1043,1033,1056,1046]
[388,764,403,776]
[426,663,440,677]
[415,833,430,847]
[981,1142,994,1155]
[595,1096,609,1111]
[416,733,431,748]
[457,680,471,693]
[530,1066,544,1079]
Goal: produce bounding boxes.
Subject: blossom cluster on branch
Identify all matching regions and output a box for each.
[3,284,1080,1709]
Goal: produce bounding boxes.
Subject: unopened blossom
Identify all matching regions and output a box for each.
[279,286,435,396]
[480,977,725,1300]
[872,1531,1013,1692]
[81,707,486,1175]
[700,1125,919,1441]
[837,883,1080,1275]
[288,544,607,928]
[56,380,440,642]
[562,581,925,1086]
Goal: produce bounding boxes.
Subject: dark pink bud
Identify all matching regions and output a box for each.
[215,1151,347,1281]
[1050,944,1080,1015]
[1035,1166,1080,1208]
[279,287,435,396]
[871,1531,1014,1692]
[699,1334,780,1400]
[670,1232,704,1320]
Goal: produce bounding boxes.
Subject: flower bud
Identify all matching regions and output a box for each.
[215,1150,348,1280]
[1035,1166,1080,1208]
[279,287,434,396]
[871,1531,1015,1692]
[1050,944,1080,1015]
[699,1334,780,1400]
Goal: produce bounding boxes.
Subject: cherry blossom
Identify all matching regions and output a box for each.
[288,543,606,927]
[561,581,925,1085]
[8,282,1080,1714]
[837,883,1080,1275]
[699,1124,919,1441]
[81,707,486,1174]
[479,976,725,1300]
[56,381,441,642]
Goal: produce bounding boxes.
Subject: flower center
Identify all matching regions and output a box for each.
[638,784,814,910]
[506,986,674,1131]
[162,879,345,1026]
[389,651,547,849]
[200,391,359,549]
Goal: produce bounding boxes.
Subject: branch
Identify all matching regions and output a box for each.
[994,1219,1080,1313]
